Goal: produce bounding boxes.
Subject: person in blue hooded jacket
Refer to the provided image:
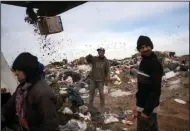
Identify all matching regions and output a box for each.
[39,63,46,79]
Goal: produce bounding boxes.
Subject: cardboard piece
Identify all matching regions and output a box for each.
[38,16,63,35]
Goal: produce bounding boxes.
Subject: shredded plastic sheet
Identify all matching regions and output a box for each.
[110,89,131,97]
[163,71,176,80]
[63,107,73,115]
[104,115,119,124]
[168,79,180,85]
[104,112,119,124]
[174,99,186,104]
[59,119,87,131]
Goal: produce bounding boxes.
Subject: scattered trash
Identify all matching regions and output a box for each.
[163,58,170,65]
[113,81,122,85]
[115,70,120,75]
[163,71,176,80]
[180,65,189,71]
[125,88,131,92]
[104,115,119,124]
[128,79,136,84]
[80,94,89,99]
[122,120,133,125]
[110,74,121,84]
[168,84,180,90]
[167,63,179,71]
[176,66,180,71]
[43,51,188,131]
[59,119,87,131]
[96,128,111,131]
[78,112,91,121]
[79,88,89,94]
[131,79,136,83]
[59,88,68,95]
[168,79,180,85]
[126,110,133,115]
[110,89,131,97]
[77,65,91,72]
[79,105,88,114]
[63,107,73,115]
[174,99,186,104]
[122,128,128,131]
[164,68,170,73]
[78,87,89,99]
[65,76,73,85]
[67,87,84,107]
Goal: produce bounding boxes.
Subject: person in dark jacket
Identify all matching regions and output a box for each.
[134,36,163,131]
[1,52,58,131]
[86,47,110,110]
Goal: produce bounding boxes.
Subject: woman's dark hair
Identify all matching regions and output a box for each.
[12,52,41,82]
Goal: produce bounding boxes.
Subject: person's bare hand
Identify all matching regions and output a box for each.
[141,112,148,119]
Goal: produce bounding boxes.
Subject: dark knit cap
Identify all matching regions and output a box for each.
[12,52,41,82]
[97,47,105,52]
[136,35,154,51]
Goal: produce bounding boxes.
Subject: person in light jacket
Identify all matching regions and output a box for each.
[86,47,110,110]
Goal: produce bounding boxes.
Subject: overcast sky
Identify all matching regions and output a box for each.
[1,2,189,66]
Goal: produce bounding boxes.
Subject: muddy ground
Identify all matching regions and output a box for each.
[84,71,189,131]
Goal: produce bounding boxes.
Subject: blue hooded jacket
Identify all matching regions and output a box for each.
[39,63,45,79]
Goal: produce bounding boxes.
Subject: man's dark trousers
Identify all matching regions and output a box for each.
[137,112,158,131]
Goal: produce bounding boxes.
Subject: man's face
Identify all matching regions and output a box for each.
[98,50,105,57]
[139,45,152,56]
[14,70,26,81]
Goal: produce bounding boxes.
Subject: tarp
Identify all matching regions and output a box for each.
[1,52,18,94]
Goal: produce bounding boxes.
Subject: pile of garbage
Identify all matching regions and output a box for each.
[44,52,189,131]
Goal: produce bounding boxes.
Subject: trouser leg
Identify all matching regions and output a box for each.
[89,80,96,107]
[97,81,105,107]
[137,112,158,131]
[150,113,158,131]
